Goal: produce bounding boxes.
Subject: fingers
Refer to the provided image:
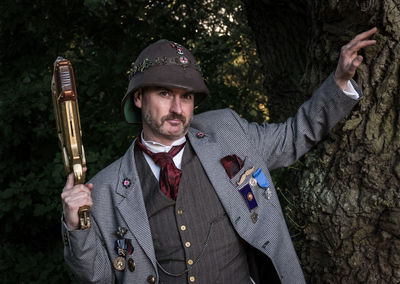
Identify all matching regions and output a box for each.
[61,182,93,230]
[344,39,376,56]
[64,167,89,192]
[335,27,377,85]
[86,183,94,191]
[354,27,377,41]
[63,190,93,208]
[343,27,377,53]
[62,182,91,196]
[64,173,75,191]
[61,168,93,230]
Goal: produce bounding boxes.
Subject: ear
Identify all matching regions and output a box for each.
[133,89,142,109]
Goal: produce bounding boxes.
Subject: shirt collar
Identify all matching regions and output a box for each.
[140,132,186,153]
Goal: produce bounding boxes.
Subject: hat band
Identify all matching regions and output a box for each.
[129,56,202,79]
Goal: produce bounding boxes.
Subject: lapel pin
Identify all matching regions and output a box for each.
[196,132,205,138]
[122,178,131,188]
[115,226,128,238]
[237,166,255,185]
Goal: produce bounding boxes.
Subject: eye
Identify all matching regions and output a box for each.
[183,93,194,100]
[159,90,169,97]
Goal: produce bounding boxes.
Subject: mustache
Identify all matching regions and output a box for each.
[161,114,186,124]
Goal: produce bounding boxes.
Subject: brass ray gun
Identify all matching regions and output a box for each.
[51,57,91,229]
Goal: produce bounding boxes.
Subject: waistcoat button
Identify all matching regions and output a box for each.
[189,276,196,282]
[147,275,156,283]
[187,259,194,265]
[180,225,187,231]
[185,241,191,248]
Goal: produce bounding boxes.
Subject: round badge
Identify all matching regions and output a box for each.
[114,256,126,271]
[179,56,189,64]
[249,177,257,187]
[247,192,254,201]
[177,47,184,55]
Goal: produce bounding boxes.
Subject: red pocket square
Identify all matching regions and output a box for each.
[220,154,244,178]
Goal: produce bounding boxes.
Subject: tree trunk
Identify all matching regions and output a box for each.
[246,0,400,283]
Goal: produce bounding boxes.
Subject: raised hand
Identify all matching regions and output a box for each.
[61,171,93,230]
[335,27,377,90]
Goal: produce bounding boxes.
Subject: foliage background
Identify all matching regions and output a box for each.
[0,0,271,282]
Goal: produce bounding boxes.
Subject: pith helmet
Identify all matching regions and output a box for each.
[121,39,209,124]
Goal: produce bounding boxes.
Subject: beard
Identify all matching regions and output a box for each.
[142,110,192,140]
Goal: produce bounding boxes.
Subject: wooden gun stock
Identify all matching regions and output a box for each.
[51,57,91,229]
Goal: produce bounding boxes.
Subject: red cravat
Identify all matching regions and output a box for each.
[136,135,186,200]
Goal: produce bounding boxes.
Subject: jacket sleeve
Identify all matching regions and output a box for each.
[62,216,115,283]
[246,73,362,170]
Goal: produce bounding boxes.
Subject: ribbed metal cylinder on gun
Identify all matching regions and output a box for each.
[51,57,91,229]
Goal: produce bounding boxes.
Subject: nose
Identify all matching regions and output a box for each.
[170,96,182,114]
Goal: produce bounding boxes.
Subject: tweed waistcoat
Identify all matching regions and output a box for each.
[135,142,251,283]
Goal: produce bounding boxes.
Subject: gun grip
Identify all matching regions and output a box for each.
[79,205,91,229]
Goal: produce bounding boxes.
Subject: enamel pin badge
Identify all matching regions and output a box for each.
[239,184,258,211]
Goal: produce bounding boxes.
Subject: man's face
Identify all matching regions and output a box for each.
[134,87,194,145]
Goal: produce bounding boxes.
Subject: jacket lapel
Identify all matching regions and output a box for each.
[187,128,237,215]
[114,140,157,270]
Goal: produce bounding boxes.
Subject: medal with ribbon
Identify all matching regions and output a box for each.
[253,168,272,199]
[114,239,127,271]
[114,238,135,272]
[125,239,135,272]
[113,226,135,272]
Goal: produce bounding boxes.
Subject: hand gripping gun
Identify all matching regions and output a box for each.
[51,57,91,229]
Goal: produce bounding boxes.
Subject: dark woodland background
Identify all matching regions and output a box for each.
[0,0,399,283]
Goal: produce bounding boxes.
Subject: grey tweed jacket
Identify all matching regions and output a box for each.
[62,74,361,284]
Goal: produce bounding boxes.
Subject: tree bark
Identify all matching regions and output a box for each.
[246,0,400,283]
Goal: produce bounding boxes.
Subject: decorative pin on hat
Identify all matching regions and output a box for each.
[179,56,189,64]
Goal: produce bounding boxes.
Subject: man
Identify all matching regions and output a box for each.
[61,28,377,283]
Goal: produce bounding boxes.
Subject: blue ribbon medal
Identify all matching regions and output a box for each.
[253,168,272,199]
